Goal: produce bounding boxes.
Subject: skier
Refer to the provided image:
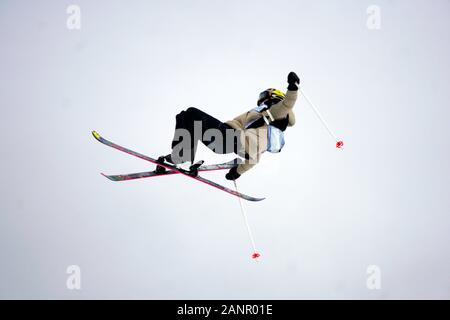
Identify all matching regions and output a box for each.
[156,71,300,180]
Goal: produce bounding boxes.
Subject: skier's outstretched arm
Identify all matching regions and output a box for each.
[269,72,300,127]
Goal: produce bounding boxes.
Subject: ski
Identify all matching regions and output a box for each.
[102,158,242,182]
[92,131,265,202]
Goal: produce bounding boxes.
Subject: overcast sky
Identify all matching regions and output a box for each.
[0,0,449,299]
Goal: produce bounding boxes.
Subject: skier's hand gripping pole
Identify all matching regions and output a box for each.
[226,166,241,181]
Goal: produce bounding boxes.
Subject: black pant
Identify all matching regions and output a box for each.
[171,107,238,163]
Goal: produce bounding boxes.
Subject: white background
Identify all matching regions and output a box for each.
[0,0,449,299]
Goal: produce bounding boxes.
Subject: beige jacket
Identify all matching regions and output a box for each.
[225,89,298,175]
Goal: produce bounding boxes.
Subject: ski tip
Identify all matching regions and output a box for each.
[100,172,114,181]
[92,130,101,140]
[251,197,266,202]
[240,195,265,202]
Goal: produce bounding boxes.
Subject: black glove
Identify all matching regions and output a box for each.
[225,166,241,180]
[287,71,300,91]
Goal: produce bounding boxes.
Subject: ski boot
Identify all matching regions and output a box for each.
[171,160,204,177]
[156,155,204,177]
[186,160,204,177]
[155,154,174,174]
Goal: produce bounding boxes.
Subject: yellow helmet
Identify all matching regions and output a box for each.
[257,88,285,106]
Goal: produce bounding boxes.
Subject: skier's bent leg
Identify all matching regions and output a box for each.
[183,107,237,155]
[169,109,196,163]
[171,107,230,162]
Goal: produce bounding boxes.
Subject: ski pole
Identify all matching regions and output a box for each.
[299,88,344,149]
[233,180,260,260]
